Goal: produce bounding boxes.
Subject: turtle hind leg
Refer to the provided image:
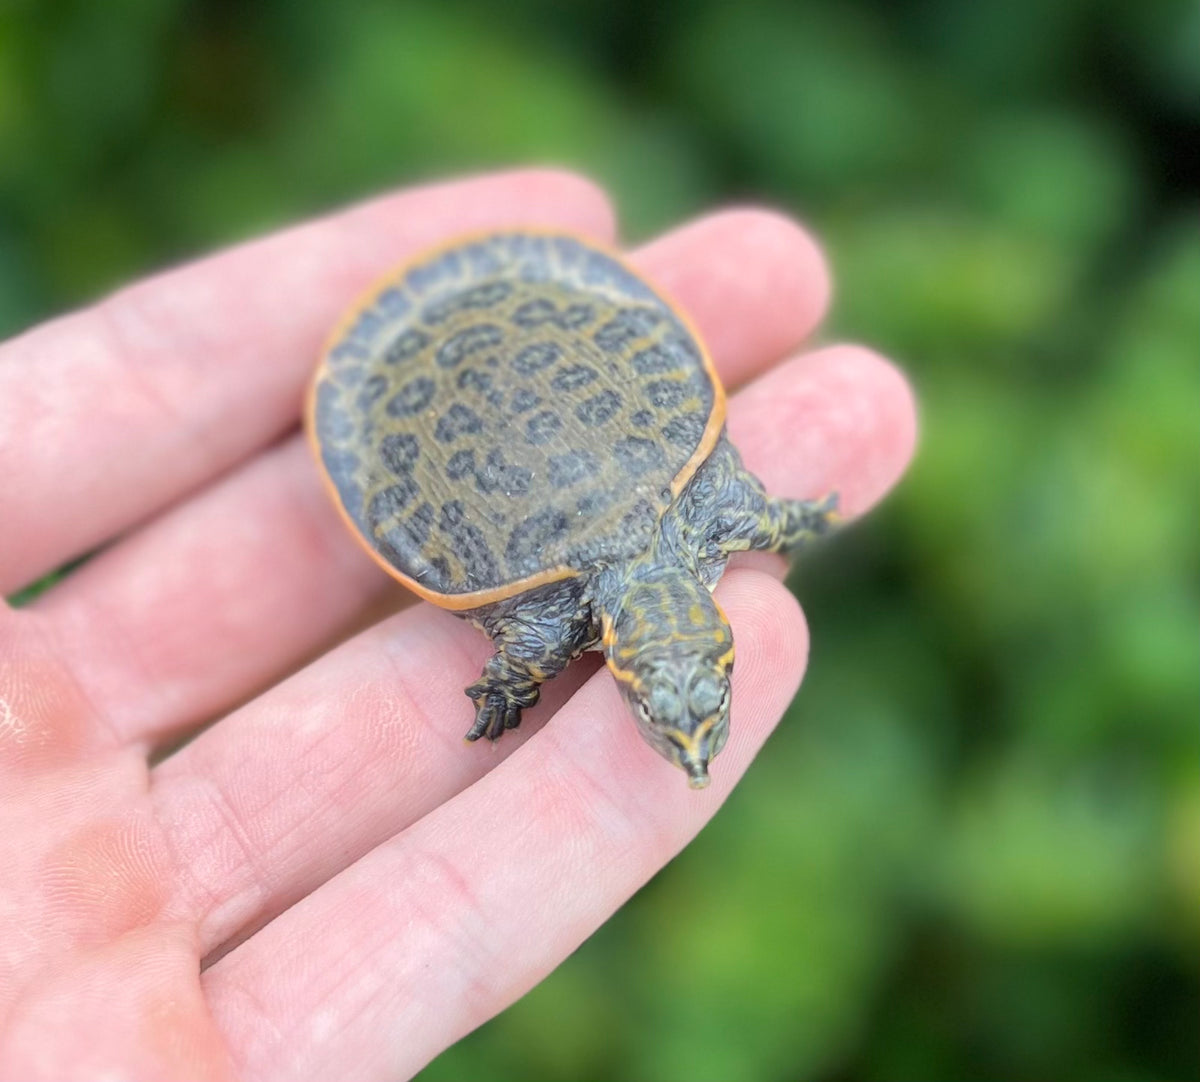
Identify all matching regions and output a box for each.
[461,581,594,743]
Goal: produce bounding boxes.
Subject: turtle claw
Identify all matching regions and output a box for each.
[464,678,539,743]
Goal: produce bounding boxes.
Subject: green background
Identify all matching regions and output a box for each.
[2,1,1196,1078]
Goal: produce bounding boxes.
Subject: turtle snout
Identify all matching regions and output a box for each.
[682,750,711,789]
[676,711,727,789]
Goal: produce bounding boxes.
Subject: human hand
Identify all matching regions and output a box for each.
[0,171,915,1080]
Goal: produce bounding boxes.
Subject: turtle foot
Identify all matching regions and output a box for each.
[464,678,540,742]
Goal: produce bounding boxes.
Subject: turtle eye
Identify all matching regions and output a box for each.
[687,673,725,718]
[647,683,683,726]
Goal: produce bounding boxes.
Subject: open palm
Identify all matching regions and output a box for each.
[0,170,915,1080]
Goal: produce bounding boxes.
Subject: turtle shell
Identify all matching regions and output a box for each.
[308,230,726,609]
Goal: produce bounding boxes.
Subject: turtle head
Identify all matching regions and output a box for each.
[601,566,734,788]
[623,664,732,788]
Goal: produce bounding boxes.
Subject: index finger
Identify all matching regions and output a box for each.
[201,569,809,1080]
[0,170,614,594]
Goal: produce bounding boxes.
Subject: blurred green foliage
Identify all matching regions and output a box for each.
[2,0,1196,1078]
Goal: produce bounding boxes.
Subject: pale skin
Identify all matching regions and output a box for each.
[0,170,916,1080]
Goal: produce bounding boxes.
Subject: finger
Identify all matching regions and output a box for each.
[726,342,917,581]
[39,211,838,750]
[34,437,389,750]
[636,207,830,388]
[0,169,615,594]
[727,343,917,514]
[149,343,916,956]
[200,571,806,1081]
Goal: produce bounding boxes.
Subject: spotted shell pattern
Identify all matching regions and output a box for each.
[310,232,722,602]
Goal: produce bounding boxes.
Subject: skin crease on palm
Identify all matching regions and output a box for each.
[0,170,916,1081]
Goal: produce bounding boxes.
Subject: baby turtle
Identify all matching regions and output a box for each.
[308,230,837,787]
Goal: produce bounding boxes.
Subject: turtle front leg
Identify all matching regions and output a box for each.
[462,581,594,742]
[464,654,543,742]
[692,435,840,558]
[731,490,840,554]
